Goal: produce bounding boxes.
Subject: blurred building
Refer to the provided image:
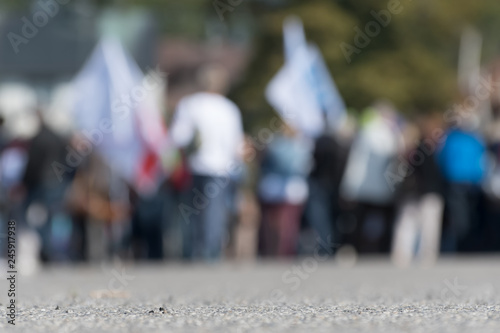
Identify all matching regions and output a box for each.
[0,3,156,100]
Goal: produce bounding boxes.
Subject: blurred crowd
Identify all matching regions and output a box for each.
[1,63,500,270]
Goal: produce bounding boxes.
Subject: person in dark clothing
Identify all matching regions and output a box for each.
[482,107,500,252]
[392,115,446,266]
[130,186,166,260]
[305,133,347,254]
[22,120,72,262]
[438,125,487,253]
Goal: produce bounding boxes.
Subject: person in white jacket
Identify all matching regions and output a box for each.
[170,64,244,260]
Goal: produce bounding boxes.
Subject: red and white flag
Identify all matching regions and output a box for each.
[71,38,168,195]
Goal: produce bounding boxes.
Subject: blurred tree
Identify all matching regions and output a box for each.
[2,0,500,131]
[232,0,500,131]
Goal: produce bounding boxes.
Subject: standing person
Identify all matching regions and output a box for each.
[391,114,446,266]
[21,114,73,262]
[480,97,500,252]
[129,184,165,260]
[170,64,244,261]
[258,125,311,257]
[67,148,130,262]
[304,127,347,255]
[483,119,500,252]
[438,118,487,252]
[228,135,261,260]
[0,114,30,264]
[340,103,400,253]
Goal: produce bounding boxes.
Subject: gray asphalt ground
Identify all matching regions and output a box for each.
[0,256,499,333]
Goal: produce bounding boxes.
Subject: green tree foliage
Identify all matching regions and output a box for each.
[232,0,500,130]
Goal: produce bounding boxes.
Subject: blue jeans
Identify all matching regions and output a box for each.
[305,179,336,254]
[24,182,69,262]
[181,175,233,260]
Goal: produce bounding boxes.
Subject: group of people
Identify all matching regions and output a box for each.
[1,65,500,268]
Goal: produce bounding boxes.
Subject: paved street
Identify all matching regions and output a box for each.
[0,257,499,332]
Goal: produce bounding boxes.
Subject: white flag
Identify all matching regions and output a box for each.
[71,38,166,195]
[266,17,347,137]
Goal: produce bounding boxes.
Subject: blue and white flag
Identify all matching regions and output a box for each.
[266,16,346,137]
[266,45,324,137]
[307,44,347,133]
[283,16,307,63]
